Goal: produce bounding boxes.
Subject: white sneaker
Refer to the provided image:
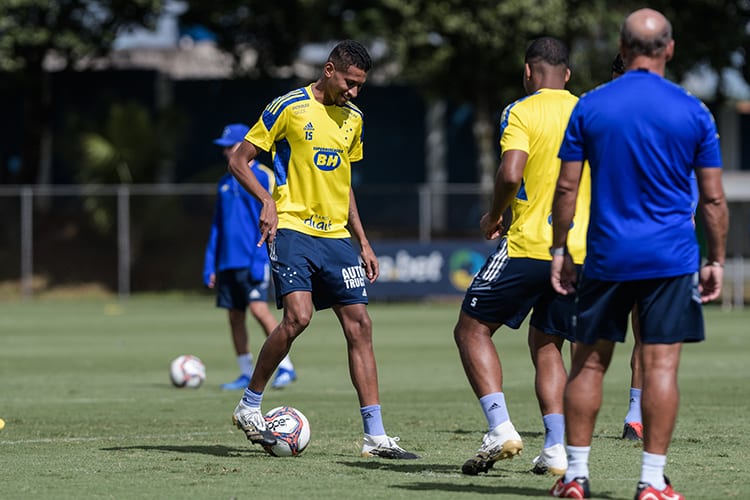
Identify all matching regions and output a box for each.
[461,420,524,475]
[361,434,420,459]
[232,402,276,446]
[532,443,568,476]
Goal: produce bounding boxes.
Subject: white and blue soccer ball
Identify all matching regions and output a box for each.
[263,406,311,457]
[169,355,206,388]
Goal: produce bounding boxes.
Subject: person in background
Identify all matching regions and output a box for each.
[611,53,644,442]
[611,52,702,442]
[549,9,727,499]
[203,123,296,391]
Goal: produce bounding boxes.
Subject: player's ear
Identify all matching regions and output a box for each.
[524,63,531,81]
[665,39,675,61]
[564,67,571,83]
[618,42,627,67]
[323,61,336,78]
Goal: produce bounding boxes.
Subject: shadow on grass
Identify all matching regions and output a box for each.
[393,482,545,497]
[339,461,619,498]
[101,444,263,457]
[338,459,540,478]
[449,429,544,440]
[338,460,460,474]
[392,481,617,498]
[519,430,544,439]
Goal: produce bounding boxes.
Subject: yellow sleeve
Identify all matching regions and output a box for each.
[348,118,364,163]
[499,103,530,154]
[246,99,289,151]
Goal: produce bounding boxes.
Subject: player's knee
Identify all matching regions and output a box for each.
[357,313,372,333]
[281,311,312,333]
[341,313,373,343]
[453,324,466,346]
[453,314,486,347]
[247,301,268,316]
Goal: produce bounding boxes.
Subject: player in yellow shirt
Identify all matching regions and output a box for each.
[454,37,590,476]
[227,40,418,460]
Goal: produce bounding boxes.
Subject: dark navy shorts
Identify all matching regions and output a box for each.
[269,228,369,311]
[216,267,270,310]
[574,272,705,345]
[461,238,577,341]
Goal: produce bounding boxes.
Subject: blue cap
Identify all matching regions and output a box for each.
[213,123,250,146]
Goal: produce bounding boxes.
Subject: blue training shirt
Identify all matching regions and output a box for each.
[559,69,722,280]
[203,160,271,285]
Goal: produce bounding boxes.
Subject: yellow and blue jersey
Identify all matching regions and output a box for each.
[499,88,590,264]
[246,84,364,239]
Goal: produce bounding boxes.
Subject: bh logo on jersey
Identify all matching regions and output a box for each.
[341,265,366,289]
[313,147,343,171]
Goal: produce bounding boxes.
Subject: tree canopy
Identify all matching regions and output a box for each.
[0,0,164,72]
[2,0,749,184]
[0,0,164,183]
[180,1,750,104]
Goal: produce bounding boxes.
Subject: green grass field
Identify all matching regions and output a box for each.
[1,296,748,499]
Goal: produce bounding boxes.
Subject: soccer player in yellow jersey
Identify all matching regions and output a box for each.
[227,40,418,459]
[454,37,590,476]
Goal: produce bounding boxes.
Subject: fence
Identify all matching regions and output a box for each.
[1,179,749,307]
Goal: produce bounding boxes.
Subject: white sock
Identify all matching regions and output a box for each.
[238,354,253,377]
[278,355,294,371]
[641,452,667,489]
[564,446,590,483]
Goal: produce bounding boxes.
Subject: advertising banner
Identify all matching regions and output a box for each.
[367,240,498,299]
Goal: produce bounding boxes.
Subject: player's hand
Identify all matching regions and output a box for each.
[550,254,577,295]
[360,243,379,283]
[479,212,504,240]
[699,264,723,303]
[207,273,216,289]
[258,200,279,246]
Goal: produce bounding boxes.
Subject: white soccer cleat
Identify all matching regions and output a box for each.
[232,401,277,447]
[531,443,568,476]
[461,420,524,475]
[361,434,420,459]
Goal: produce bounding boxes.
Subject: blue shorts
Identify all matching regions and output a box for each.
[269,229,369,311]
[574,273,705,345]
[216,267,270,310]
[461,238,576,341]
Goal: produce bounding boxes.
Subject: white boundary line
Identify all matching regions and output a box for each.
[0,430,229,446]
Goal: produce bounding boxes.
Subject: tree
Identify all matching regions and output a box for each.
[180,0,750,185]
[347,1,750,182]
[179,0,365,77]
[179,0,750,234]
[350,1,576,187]
[645,0,750,101]
[0,0,164,184]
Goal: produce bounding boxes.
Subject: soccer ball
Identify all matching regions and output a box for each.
[169,355,206,388]
[263,406,311,457]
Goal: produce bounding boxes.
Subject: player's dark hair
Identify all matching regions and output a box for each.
[620,17,672,57]
[525,37,569,67]
[611,53,625,75]
[328,40,372,72]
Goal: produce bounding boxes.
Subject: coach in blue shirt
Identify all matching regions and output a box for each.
[547,8,728,500]
[203,123,296,390]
